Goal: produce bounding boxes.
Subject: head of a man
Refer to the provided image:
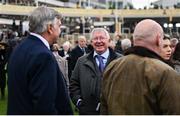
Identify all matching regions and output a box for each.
[133,19,164,55]
[62,41,71,52]
[170,38,179,54]
[90,28,110,54]
[121,38,132,51]
[28,6,62,45]
[78,36,87,48]
[160,34,172,60]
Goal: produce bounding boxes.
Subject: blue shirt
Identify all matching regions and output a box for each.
[93,48,109,67]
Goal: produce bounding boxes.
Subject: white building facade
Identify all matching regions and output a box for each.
[153,0,180,8]
[69,0,133,9]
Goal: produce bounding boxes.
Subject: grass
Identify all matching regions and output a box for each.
[0,87,78,115]
[0,72,77,115]
[0,87,7,115]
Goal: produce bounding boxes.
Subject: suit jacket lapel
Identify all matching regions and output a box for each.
[84,48,120,76]
[85,51,101,76]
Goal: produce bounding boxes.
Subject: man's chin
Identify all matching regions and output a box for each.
[52,39,58,44]
[96,49,105,54]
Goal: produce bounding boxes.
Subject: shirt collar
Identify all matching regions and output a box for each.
[93,48,109,59]
[78,45,84,49]
[30,32,50,50]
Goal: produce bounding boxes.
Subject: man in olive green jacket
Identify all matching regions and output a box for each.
[101,19,180,115]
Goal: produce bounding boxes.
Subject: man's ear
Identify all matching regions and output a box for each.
[47,24,53,34]
[155,34,161,47]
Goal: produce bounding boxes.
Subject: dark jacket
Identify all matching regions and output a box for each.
[70,48,122,115]
[101,46,180,115]
[7,35,73,115]
[58,49,71,58]
[68,45,89,78]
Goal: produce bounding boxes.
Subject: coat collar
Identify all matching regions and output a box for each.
[87,48,119,65]
[30,33,50,50]
[84,48,120,75]
[124,46,174,68]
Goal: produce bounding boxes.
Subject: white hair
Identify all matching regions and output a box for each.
[90,28,110,40]
[78,35,86,41]
[63,41,71,48]
[121,38,132,50]
[170,38,179,46]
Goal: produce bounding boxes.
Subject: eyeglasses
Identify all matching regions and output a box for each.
[93,36,107,41]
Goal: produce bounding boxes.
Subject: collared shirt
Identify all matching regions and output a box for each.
[78,45,86,54]
[64,51,67,56]
[30,32,50,50]
[93,48,109,67]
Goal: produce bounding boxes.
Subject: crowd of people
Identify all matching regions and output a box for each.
[0,6,180,115]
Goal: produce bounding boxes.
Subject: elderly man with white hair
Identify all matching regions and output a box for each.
[70,28,122,115]
[170,37,179,54]
[121,38,132,51]
[68,35,89,77]
[101,19,180,115]
[59,41,71,59]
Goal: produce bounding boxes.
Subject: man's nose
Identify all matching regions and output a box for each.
[168,46,172,52]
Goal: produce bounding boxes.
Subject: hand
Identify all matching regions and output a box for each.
[77,100,82,108]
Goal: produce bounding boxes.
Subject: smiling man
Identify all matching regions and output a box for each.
[70,28,122,115]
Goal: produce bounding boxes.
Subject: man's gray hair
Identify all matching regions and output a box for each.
[121,38,132,50]
[78,35,86,41]
[170,38,179,46]
[90,28,110,40]
[28,6,62,34]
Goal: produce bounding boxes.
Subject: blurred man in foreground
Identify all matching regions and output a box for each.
[7,6,73,115]
[101,19,180,115]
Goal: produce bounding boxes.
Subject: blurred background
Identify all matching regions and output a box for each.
[1,0,180,44]
[1,0,180,114]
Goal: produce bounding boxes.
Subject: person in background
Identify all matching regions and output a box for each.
[58,41,72,79]
[51,43,69,90]
[172,42,180,74]
[114,34,123,54]
[159,34,174,68]
[86,39,94,52]
[101,19,180,115]
[70,28,122,115]
[170,37,179,54]
[0,43,8,100]
[58,41,71,59]
[160,34,172,60]
[7,6,73,115]
[121,38,132,54]
[69,35,88,78]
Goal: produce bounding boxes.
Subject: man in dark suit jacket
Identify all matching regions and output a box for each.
[68,35,89,78]
[70,28,122,115]
[7,7,73,115]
